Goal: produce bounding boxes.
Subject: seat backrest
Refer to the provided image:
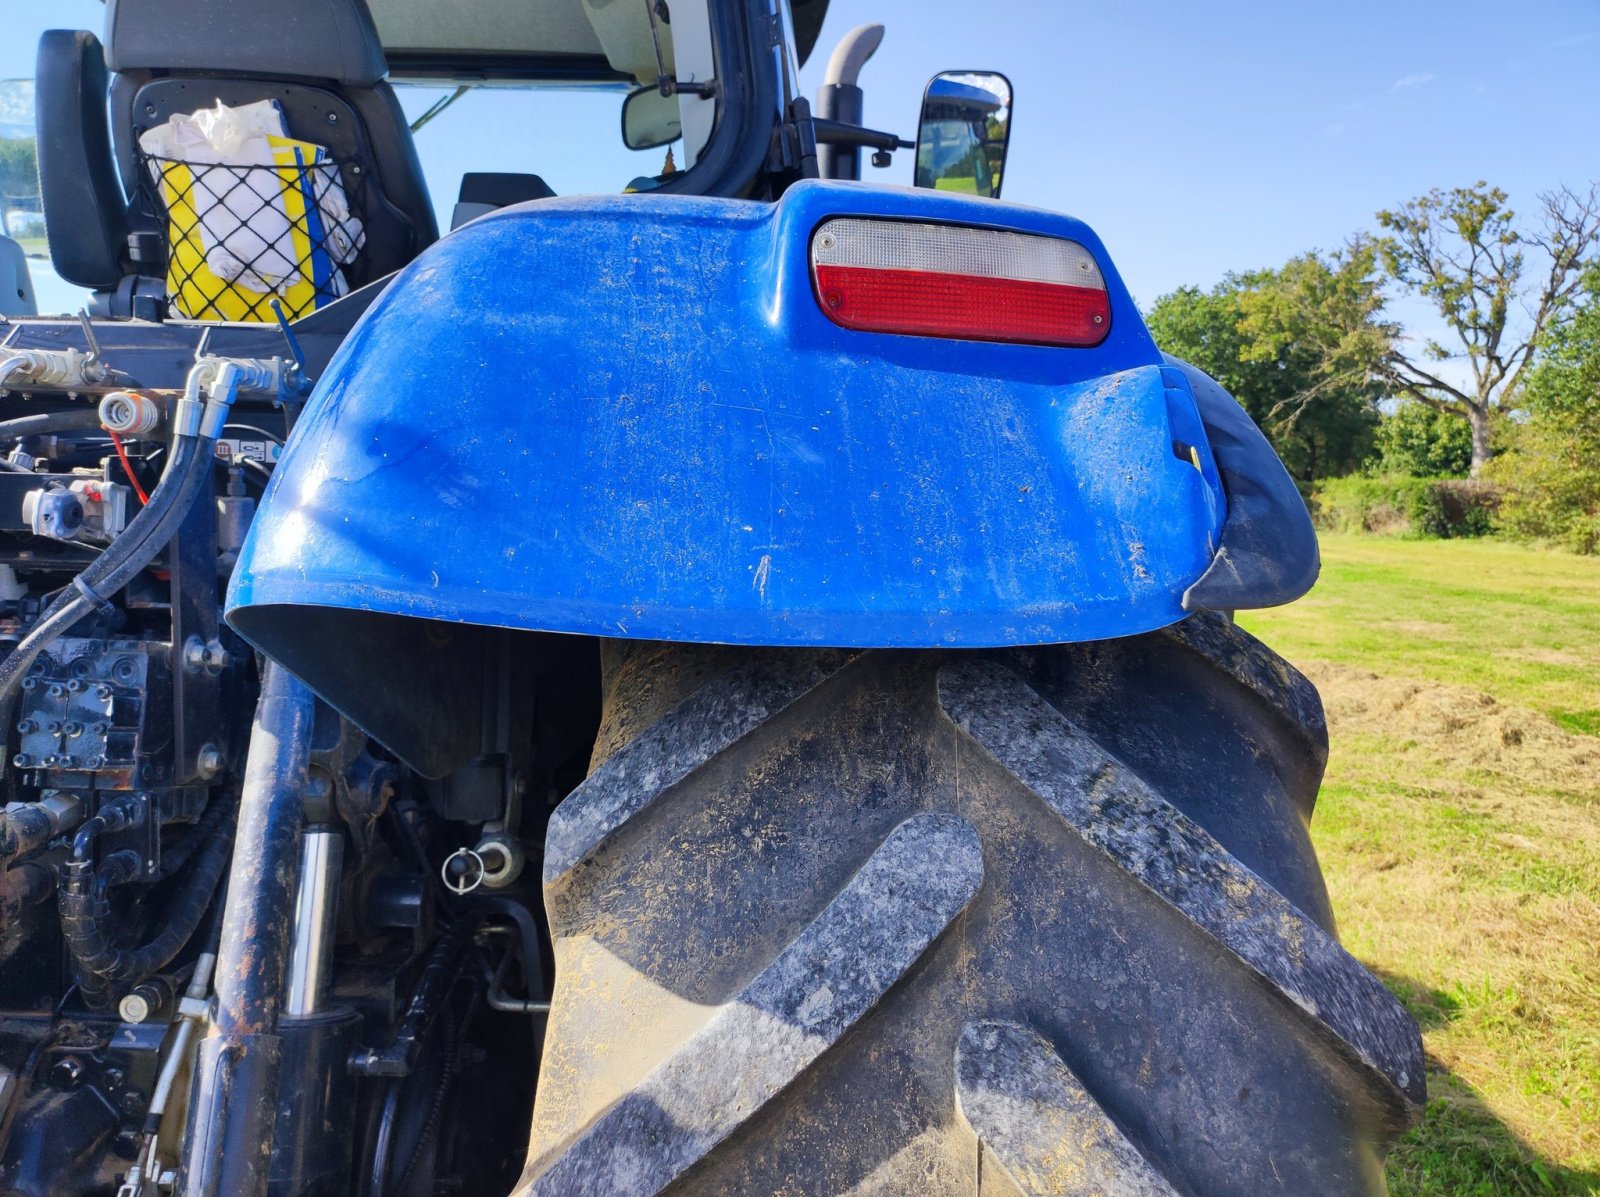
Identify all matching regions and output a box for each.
[103,0,437,300]
[36,30,131,293]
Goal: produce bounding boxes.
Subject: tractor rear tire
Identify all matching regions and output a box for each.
[518,614,1423,1197]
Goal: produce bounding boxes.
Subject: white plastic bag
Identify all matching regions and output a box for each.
[139,100,364,294]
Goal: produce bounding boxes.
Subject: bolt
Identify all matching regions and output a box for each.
[326,111,339,124]
[50,1056,84,1087]
[15,720,35,734]
[197,744,224,779]
[64,722,82,737]
[66,679,84,693]
[45,720,61,735]
[85,756,105,770]
[46,683,64,699]
[102,1066,125,1090]
[112,1129,141,1160]
[181,636,228,674]
[12,754,30,768]
[96,684,113,701]
[92,723,109,736]
[57,754,76,769]
[118,1089,145,1117]
[20,677,35,692]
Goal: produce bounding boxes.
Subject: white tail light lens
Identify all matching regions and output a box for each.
[810,218,1111,346]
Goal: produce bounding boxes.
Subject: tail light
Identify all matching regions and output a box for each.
[810,218,1111,347]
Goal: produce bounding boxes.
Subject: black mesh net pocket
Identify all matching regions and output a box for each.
[141,150,367,322]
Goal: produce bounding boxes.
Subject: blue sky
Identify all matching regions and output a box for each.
[4,0,1597,315]
[804,0,1600,309]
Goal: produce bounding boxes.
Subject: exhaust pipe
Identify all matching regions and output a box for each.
[815,24,885,181]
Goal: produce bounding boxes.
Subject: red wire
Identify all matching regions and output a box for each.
[106,428,151,505]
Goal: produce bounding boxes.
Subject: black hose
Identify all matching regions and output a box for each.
[0,863,54,928]
[0,410,109,473]
[58,793,236,1009]
[365,920,484,1197]
[351,912,484,1079]
[221,422,284,445]
[0,410,108,440]
[81,434,208,598]
[0,804,62,867]
[392,983,469,1196]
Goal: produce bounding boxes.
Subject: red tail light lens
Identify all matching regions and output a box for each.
[810,218,1111,347]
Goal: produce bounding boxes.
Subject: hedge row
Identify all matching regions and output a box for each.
[1306,476,1499,539]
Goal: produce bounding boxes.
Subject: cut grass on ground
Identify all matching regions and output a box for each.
[1240,534,1600,1196]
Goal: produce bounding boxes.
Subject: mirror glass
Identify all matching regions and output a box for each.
[914,72,1012,199]
[621,86,683,151]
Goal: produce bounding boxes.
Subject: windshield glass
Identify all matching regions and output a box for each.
[1,0,725,315]
[377,0,721,200]
[0,78,48,307]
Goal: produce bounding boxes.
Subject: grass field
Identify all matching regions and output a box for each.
[1239,534,1600,1196]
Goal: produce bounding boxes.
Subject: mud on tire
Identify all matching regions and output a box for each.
[516,614,1423,1196]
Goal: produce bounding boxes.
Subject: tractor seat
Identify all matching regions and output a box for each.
[38,0,436,320]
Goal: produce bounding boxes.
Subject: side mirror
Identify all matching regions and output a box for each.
[914,71,1012,199]
[621,86,682,151]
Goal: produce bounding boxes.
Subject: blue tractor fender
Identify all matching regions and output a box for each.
[1166,357,1319,613]
[226,179,1312,775]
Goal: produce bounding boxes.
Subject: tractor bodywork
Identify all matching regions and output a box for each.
[0,0,1417,1193]
[227,182,1246,777]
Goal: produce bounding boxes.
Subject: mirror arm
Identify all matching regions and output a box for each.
[810,118,911,152]
[640,0,718,100]
[654,76,720,100]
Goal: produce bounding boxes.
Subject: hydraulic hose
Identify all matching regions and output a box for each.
[0,863,54,929]
[0,408,108,471]
[0,355,252,711]
[59,793,237,1009]
[0,793,82,868]
[0,409,108,440]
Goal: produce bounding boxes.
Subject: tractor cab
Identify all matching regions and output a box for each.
[33,0,839,323]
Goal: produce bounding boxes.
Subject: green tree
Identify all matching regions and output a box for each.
[0,138,39,240]
[1147,254,1382,483]
[1487,263,1600,552]
[1376,182,1600,475]
[1372,399,1474,477]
